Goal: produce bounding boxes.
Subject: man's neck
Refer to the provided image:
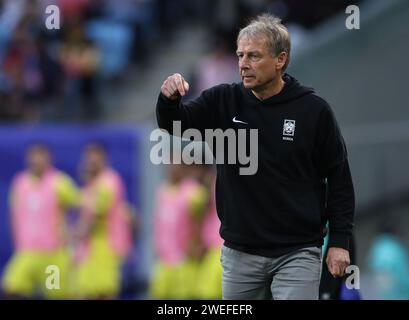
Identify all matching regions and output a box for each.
[29,168,48,180]
[252,75,285,101]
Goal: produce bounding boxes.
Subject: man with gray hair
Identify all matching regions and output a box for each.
[156,14,355,300]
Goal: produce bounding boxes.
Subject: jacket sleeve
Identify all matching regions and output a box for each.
[156,87,219,136]
[313,104,355,250]
[326,160,355,250]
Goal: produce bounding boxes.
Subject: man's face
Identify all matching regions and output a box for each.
[27,147,51,176]
[83,148,106,177]
[168,163,184,184]
[237,35,281,92]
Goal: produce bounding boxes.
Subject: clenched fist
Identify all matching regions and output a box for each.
[326,247,350,278]
[161,73,190,100]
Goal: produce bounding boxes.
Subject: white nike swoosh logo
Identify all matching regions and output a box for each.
[232,116,248,124]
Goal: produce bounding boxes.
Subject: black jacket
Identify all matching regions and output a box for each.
[156,74,355,257]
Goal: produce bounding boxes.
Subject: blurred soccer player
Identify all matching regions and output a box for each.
[150,161,208,299]
[191,163,224,299]
[73,143,132,299]
[2,144,79,299]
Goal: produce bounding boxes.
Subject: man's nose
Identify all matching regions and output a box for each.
[239,59,249,70]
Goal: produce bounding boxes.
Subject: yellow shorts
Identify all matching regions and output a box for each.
[196,247,222,299]
[149,258,200,300]
[74,235,121,299]
[150,248,222,300]
[2,249,71,299]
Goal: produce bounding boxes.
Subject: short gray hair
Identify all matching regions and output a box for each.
[237,14,291,71]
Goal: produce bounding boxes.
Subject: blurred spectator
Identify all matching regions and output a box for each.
[1,1,45,122]
[367,216,409,300]
[1,143,79,299]
[72,142,133,299]
[101,0,157,64]
[59,23,100,121]
[1,0,353,124]
[0,0,26,61]
[58,0,92,19]
[86,19,133,80]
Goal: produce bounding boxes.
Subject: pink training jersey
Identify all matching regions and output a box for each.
[11,168,63,251]
[201,178,223,249]
[80,168,132,259]
[153,178,201,265]
[104,169,133,258]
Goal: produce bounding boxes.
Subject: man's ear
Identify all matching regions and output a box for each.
[276,52,288,71]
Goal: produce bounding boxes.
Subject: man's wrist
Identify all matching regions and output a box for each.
[328,231,350,251]
[159,92,181,104]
